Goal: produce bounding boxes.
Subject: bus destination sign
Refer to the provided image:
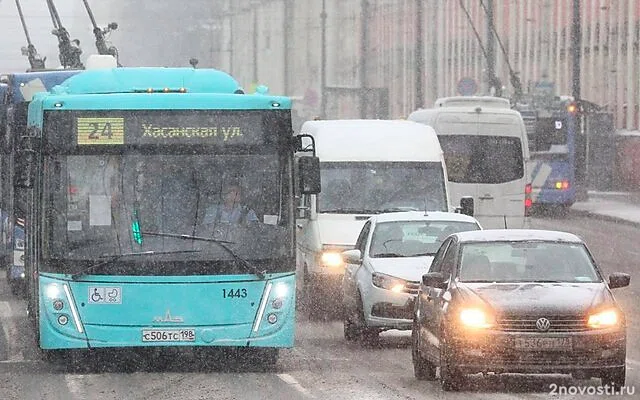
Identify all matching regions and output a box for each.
[74,111,264,146]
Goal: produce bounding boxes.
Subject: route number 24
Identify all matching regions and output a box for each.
[222,288,247,298]
[88,122,113,139]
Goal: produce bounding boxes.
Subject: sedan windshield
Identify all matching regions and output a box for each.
[370,220,480,258]
[458,241,602,283]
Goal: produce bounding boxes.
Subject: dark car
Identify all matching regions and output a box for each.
[411,229,630,391]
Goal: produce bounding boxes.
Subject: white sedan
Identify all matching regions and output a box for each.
[341,211,481,343]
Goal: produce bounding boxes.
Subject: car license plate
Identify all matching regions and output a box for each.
[142,329,196,342]
[514,337,572,351]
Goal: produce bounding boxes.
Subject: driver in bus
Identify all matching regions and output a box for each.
[203,182,258,225]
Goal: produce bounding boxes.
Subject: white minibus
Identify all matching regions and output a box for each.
[295,119,461,317]
[409,96,531,229]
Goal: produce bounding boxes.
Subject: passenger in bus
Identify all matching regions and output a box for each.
[203,182,258,225]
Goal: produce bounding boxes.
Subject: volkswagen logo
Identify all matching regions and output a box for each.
[536,317,551,332]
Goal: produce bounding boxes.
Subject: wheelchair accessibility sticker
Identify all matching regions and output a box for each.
[88,287,122,304]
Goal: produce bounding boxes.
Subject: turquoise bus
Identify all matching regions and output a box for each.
[20,67,320,366]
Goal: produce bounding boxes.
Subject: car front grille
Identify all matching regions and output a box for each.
[403,281,420,295]
[496,315,589,333]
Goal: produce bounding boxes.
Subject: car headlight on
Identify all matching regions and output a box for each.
[320,251,344,268]
[459,308,495,329]
[587,309,619,329]
[372,272,407,293]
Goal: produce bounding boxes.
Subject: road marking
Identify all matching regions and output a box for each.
[277,373,315,398]
[65,375,90,397]
[0,301,24,362]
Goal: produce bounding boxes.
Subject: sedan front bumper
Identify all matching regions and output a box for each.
[447,329,626,375]
[363,285,416,330]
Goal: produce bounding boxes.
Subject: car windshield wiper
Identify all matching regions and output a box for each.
[372,252,404,258]
[71,250,202,280]
[379,207,421,213]
[141,231,266,279]
[407,252,437,257]
[320,208,376,214]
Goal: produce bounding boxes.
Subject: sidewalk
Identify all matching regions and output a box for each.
[570,191,640,226]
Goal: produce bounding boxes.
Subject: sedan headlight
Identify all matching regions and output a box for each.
[587,309,619,329]
[459,308,495,329]
[372,272,407,293]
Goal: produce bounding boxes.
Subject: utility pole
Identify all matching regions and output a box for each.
[252,8,258,84]
[359,0,369,118]
[571,0,581,101]
[485,0,497,95]
[320,0,327,118]
[283,0,292,95]
[415,0,424,108]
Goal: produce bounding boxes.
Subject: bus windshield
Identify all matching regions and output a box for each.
[44,154,293,274]
[528,117,568,153]
[317,161,447,213]
[438,135,524,184]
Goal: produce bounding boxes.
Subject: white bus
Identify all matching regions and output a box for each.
[409,96,531,229]
[295,119,463,317]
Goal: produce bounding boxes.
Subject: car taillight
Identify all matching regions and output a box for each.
[524,183,532,216]
[554,180,570,190]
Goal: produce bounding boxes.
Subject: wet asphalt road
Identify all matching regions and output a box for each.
[0,212,638,399]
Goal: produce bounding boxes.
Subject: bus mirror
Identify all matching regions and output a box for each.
[14,149,37,189]
[298,156,321,194]
[459,196,474,216]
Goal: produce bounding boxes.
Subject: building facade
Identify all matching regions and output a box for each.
[219,0,640,130]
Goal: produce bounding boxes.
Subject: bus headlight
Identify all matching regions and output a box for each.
[274,283,288,298]
[46,284,61,299]
[57,315,69,325]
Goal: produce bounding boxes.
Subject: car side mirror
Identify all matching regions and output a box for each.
[422,271,447,289]
[298,156,321,195]
[458,196,474,216]
[609,272,630,289]
[342,249,362,265]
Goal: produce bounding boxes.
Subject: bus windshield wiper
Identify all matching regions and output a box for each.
[71,249,201,280]
[141,231,266,279]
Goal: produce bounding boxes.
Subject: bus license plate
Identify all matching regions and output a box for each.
[142,329,196,342]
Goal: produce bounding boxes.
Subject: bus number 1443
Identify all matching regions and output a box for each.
[222,288,247,298]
